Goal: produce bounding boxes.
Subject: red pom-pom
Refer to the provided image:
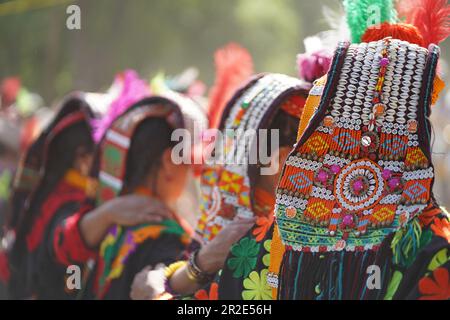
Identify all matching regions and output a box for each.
[362,23,424,46]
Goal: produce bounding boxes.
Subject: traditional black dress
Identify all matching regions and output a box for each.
[84,220,191,300]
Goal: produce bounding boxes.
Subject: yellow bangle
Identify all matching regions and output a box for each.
[164,261,188,279]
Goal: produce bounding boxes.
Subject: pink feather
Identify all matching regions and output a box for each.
[92,70,151,142]
[297,50,332,83]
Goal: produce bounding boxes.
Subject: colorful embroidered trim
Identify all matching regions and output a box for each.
[26,178,86,252]
[95,220,190,299]
[97,100,184,204]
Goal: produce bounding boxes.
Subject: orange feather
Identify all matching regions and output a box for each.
[207,43,254,129]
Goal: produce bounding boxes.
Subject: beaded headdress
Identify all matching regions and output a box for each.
[97,93,206,204]
[196,74,311,243]
[275,38,440,253]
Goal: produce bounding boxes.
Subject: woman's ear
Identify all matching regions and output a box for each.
[155,148,190,202]
[73,146,94,176]
[160,148,176,181]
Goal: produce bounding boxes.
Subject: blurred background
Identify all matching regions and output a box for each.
[0,0,449,211]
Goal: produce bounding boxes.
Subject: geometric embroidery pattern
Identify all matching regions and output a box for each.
[304,200,332,221]
[404,181,428,201]
[405,147,428,167]
[301,133,329,155]
[333,132,359,153]
[371,206,396,224]
[381,136,408,157]
[288,172,313,190]
[219,170,246,194]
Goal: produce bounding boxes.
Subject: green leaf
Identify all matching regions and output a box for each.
[428,248,449,272]
[384,271,403,300]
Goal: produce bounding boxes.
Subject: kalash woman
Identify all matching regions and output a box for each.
[4,73,168,300]
[25,71,195,300]
[271,0,450,300]
[209,49,334,301]
[130,73,312,300]
[5,93,97,299]
[71,90,208,300]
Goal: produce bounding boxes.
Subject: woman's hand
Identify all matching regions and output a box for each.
[169,218,255,295]
[104,195,171,226]
[80,195,171,248]
[196,217,255,274]
[130,264,166,300]
[166,217,255,296]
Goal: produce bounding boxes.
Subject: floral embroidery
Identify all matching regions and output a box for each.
[194,282,219,300]
[431,217,450,244]
[253,216,274,242]
[419,267,450,300]
[384,271,403,300]
[227,237,260,279]
[262,240,271,267]
[428,248,450,272]
[242,269,272,300]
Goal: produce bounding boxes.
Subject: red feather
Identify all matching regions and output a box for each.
[207,43,254,129]
[399,0,450,46]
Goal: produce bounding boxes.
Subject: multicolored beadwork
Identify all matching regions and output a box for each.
[196,74,310,243]
[276,39,440,252]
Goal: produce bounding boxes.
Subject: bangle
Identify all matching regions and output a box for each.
[185,250,215,284]
[164,261,187,279]
[164,261,188,295]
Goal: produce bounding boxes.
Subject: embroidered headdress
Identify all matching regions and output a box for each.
[8,93,94,229]
[271,0,450,300]
[276,38,439,252]
[196,74,311,243]
[96,92,207,204]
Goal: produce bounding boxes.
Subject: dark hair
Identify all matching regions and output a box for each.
[13,120,94,253]
[123,116,176,194]
[247,98,300,198]
[7,96,93,230]
[6,138,44,231]
[269,109,299,149]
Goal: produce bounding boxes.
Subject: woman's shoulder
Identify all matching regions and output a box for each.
[130,219,191,243]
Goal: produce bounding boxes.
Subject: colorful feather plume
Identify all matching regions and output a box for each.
[207,43,254,129]
[92,70,150,142]
[397,0,450,47]
[343,0,397,43]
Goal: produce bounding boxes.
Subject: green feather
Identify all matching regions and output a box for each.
[343,0,397,43]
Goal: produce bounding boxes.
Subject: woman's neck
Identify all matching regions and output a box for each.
[64,168,91,192]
